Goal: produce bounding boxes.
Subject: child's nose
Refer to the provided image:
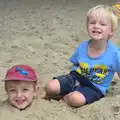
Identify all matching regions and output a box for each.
[94,23,100,28]
[16,91,22,97]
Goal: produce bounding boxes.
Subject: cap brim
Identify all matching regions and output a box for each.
[3,76,36,82]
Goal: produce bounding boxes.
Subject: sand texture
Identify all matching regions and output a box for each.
[0,0,120,120]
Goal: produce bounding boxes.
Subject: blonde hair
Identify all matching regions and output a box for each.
[87,5,118,32]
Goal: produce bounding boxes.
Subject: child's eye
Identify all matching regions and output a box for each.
[100,23,106,26]
[92,22,95,24]
[89,21,96,24]
[9,89,16,92]
[101,24,105,26]
[22,88,29,91]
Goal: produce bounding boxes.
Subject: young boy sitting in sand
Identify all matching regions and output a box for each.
[43,5,120,107]
[3,64,39,110]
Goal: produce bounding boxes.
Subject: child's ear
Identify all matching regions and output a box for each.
[33,85,40,97]
[109,30,116,37]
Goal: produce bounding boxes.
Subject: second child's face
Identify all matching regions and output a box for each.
[6,81,36,110]
[87,15,114,41]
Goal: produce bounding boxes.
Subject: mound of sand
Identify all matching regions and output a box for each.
[0,0,120,120]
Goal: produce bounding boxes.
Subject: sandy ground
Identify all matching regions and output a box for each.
[0,0,120,120]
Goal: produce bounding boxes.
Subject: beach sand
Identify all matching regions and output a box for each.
[0,0,120,120]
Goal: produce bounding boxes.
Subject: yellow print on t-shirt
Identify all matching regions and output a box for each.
[76,62,110,84]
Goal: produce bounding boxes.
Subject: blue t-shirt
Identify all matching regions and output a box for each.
[69,40,120,95]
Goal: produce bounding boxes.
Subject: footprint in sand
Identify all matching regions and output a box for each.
[111,106,120,116]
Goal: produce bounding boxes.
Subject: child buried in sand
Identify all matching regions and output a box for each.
[3,64,39,111]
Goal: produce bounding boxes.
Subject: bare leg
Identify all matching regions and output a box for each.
[63,91,86,107]
[42,79,62,100]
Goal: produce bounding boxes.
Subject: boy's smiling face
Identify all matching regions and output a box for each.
[6,80,37,110]
[87,15,114,41]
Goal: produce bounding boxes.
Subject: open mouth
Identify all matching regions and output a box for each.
[15,100,26,105]
[92,30,101,34]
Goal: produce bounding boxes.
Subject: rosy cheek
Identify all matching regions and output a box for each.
[88,25,92,29]
[8,92,16,98]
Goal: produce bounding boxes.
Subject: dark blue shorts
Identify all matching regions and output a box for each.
[53,71,104,104]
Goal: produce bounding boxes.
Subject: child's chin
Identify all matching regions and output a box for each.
[14,104,28,110]
[90,35,101,41]
[91,37,102,41]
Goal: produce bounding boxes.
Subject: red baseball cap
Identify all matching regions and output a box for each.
[4,64,37,82]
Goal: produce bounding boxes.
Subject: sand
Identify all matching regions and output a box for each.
[0,0,120,120]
